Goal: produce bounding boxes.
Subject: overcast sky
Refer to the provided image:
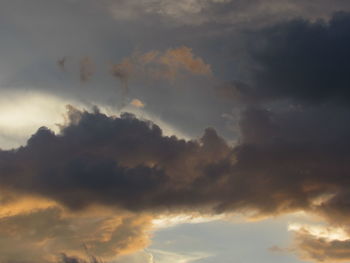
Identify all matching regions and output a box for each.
[1,1,350,263]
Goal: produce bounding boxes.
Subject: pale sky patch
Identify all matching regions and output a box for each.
[147,248,211,263]
[0,90,80,149]
[152,214,224,229]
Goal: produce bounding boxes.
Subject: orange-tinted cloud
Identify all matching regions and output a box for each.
[0,204,153,263]
[289,224,350,262]
[154,46,212,78]
[130,99,145,108]
[110,46,212,92]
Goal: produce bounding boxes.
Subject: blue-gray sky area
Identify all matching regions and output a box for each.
[1,1,350,263]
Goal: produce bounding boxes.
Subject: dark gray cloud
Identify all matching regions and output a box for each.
[214,10,350,263]
[0,106,230,211]
[1,105,350,221]
[228,12,350,104]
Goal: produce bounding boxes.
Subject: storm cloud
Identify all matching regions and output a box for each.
[0,104,349,219]
[2,103,350,262]
[229,12,350,104]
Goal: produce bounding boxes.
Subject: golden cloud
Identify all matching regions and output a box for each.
[0,202,153,263]
[110,46,212,93]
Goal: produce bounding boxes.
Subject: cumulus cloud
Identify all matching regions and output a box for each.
[1,104,350,218]
[0,106,230,212]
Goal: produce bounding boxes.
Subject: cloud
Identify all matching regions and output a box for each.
[0,105,349,218]
[2,95,350,262]
[130,99,145,108]
[110,46,212,91]
[2,97,350,261]
[230,12,350,104]
[152,46,212,78]
[110,58,133,95]
[108,0,230,25]
[0,106,230,212]
[80,57,95,83]
[107,0,350,26]
[289,224,350,262]
[0,202,153,263]
[3,3,350,262]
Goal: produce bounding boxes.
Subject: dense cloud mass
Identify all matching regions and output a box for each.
[0,104,350,219]
[0,106,230,212]
[2,103,350,262]
[229,12,350,104]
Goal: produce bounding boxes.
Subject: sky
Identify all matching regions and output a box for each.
[1,1,350,263]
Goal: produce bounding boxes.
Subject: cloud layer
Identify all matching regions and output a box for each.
[2,1,350,262]
[1,100,350,262]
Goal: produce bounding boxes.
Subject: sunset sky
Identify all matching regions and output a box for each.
[1,1,350,263]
